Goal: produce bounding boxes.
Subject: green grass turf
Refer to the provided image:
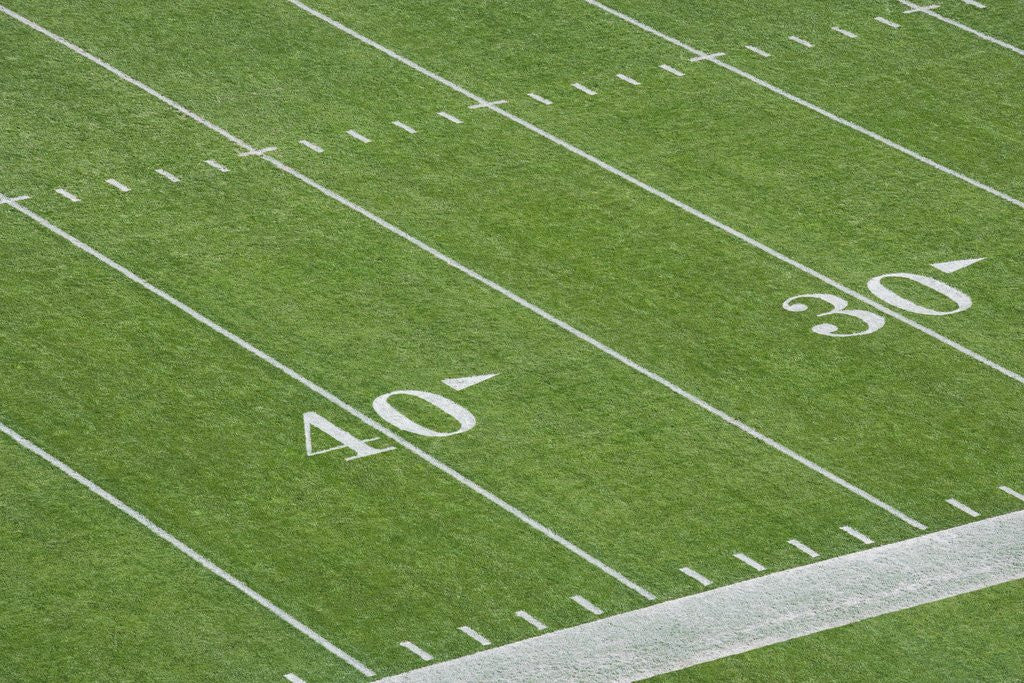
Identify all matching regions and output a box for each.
[1,0,1022,679]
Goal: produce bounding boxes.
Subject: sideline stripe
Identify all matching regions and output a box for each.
[0,420,375,677]
[0,9,654,601]
[899,0,1024,56]
[383,511,1024,682]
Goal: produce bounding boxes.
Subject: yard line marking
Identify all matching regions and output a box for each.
[154,169,181,183]
[346,129,372,143]
[458,626,492,647]
[899,1,1024,56]
[688,51,725,62]
[105,178,131,192]
[734,553,766,572]
[7,6,922,537]
[0,198,655,602]
[744,45,771,57]
[962,0,986,8]
[468,99,507,109]
[571,82,597,95]
[299,139,324,153]
[788,36,814,48]
[788,539,820,559]
[0,194,30,206]
[0,420,375,677]
[616,73,640,85]
[437,111,463,124]
[204,159,229,172]
[392,120,417,134]
[527,92,553,105]
[515,611,548,631]
[875,16,902,28]
[1000,486,1024,502]
[679,567,713,587]
[279,0,931,531]
[399,642,434,662]
[284,675,307,683]
[383,511,1024,682]
[659,64,684,76]
[946,498,981,517]
[55,188,80,202]
[571,595,604,615]
[831,27,859,39]
[238,146,277,157]
[841,526,874,545]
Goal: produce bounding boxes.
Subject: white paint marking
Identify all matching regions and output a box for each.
[516,611,548,631]
[346,129,372,143]
[788,539,820,559]
[238,146,277,157]
[688,51,726,62]
[679,567,713,588]
[962,0,986,8]
[437,111,463,124]
[841,526,874,545]
[571,82,597,95]
[744,45,771,57]
[383,512,1024,683]
[932,257,985,273]
[734,553,766,572]
[284,675,307,683]
[788,36,814,48]
[105,178,130,192]
[0,420,375,677]
[527,92,553,105]
[400,642,434,662]
[899,0,1024,56]
[659,64,684,76]
[468,99,507,109]
[392,120,417,134]
[572,595,604,615]
[204,159,229,172]
[946,498,981,517]
[831,27,859,39]
[278,0,930,531]
[875,16,902,28]
[154,169,181,183]
[442,373,496,391]
[55,188,80,202]
[616,73,640,85]
[1000,486,1024,502]
[0,194,30,206]
[458,626,492,647]
[299,139,324,153]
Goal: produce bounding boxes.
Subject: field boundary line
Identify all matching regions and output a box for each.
[383,510,1024,682]
[581,0,1024,211]
[0,418,376,677]
[899,1,1024,56]
[279,4,1024,386]
[0,9,925,531]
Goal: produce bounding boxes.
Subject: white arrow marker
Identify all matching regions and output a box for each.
[932,257,986,273]
[443,373,497,391]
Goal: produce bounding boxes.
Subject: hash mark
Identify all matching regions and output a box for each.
[55,188,80,202]
[528,92,553,105]
[154,169,181,183]
[946,498,981,517]
[616,73,640,85]
[841,526,874,545]
[458,626,491,646]
[399,641,433,661]
[571,595,604,615]
[831,27,859,38]
[734,553,766,572]
[392,120,417,134]
[679,566,713,587]
[204,159,229,172]
[745,45,771,57]
[105,178,131,192]
[516,610,547,630]
[999,485,1024,502]
[299,139,324,153]
[659,64,685,76]
[572,82,597,95]
[347,129,372,143]
[788,539,820,559]
[789,36,814,48]
[875,16,902,28]
[437,111,463,124]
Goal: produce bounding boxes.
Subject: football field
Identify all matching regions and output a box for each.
[1,0,1023,680]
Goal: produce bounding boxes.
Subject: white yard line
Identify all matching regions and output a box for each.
[0,419,375,678]
[382,511,1024,682]
[1,4,925,533]
[946,498,981,517]
[900,1,1024,56]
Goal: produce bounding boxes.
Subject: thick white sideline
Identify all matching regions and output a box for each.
[384,511,1024,682]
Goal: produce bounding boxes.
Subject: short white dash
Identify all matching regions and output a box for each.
[876,16,902,28]
[154,169,180,183]
[616,73,640,86]
[962,0,986,7]
[946,498,981,518]
[392,120,417,134]
[515,610,547,631]
[734,553,766,572]
[788,539,820,559]
[745,45,771,57]
[399,641,433,661]
[55,188,80,202]
[299,139,324,153]
[659,64,685,76]
[679,567,713,587]
[437,111,463,124]
[204,159,229,172]
[458,626,491,647]
[832,27,859,38]
[284,675,307,683]
[571,595,604,616]
[347,129,372,143]
[105,178,131,192]
[789,36,814,48]
[571,82,597,95]
[999,485,1024,502]
[527,92,553,105]
[468,99,508,109]
[841,526,875,545]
